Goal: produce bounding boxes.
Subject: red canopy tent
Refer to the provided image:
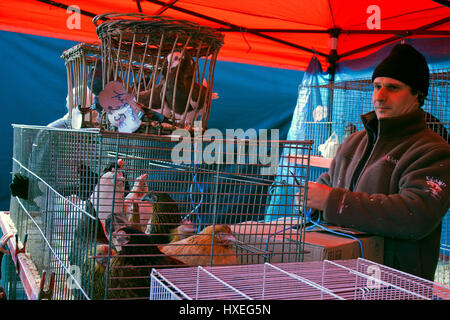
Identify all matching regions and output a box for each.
[1,0,449,72]
[0,1,449,301]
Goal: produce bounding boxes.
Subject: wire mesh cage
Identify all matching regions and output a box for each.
[93,13,224,134]
[150,257,450,300]
[60,42,103,129]
[300,67,449,162]
[8,124,312,300]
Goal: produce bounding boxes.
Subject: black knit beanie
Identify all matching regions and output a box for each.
[372,44,430,98]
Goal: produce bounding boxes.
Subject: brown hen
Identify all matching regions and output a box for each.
[159,224,239,266]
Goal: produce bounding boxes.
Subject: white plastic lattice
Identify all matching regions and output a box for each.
[149,258,450,300]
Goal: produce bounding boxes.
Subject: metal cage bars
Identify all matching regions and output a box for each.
[8,124,312,299]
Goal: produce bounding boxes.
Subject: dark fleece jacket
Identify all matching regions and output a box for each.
[317,108,450,280]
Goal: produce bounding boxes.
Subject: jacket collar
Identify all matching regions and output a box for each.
[361,108,427,139]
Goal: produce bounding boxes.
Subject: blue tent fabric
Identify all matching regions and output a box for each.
[209,59,302,138]
[0,31,76,211]
[336,38,450,81]
[286,56,329,146]
[265,57,328,222]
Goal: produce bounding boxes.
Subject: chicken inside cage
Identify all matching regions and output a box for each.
[8,126,312,300]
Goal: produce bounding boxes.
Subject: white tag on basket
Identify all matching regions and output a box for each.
[318,132,340,159]
[71,107,83,129]
[106,105,142,133]
[99,81,143,133]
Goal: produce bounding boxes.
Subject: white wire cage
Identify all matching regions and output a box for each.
[8,124,312,300]
[150,257,450,300]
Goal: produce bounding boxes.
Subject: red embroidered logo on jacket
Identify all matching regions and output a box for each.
[384,154,399,165]
[426,176,446,199]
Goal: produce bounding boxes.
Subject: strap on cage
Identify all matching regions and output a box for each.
[0,232,13,254]
[38,270,55,300]
[186,161,204,233]
[14,233,28,275]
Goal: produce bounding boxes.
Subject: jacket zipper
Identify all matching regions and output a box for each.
[350,122,380,191]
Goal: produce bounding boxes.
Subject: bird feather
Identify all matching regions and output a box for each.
[159,224,239,266]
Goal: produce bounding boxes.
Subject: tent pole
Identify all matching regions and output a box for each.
[326,30,339,138]
[153,0,179,15]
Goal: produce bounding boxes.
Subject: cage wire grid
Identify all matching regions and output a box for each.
[300,67,449,159]
[10,126,103,299]
[150,258,450,300]
[8,124,312,300]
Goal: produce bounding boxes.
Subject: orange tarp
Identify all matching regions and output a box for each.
[0,0,449,70]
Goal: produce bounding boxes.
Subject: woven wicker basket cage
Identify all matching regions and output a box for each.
[93,13,224,134]
[61,42,103,129]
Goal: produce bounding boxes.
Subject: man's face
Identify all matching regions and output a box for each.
[372,77,420,119]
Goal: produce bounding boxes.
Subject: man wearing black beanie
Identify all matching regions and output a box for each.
[372,43,429,107]
[300,43,450,281]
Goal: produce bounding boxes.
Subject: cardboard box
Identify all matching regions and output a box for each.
[230,221,384,265]
[302,230,384,263]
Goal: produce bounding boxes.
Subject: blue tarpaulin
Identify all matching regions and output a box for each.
[265,57,328,222]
